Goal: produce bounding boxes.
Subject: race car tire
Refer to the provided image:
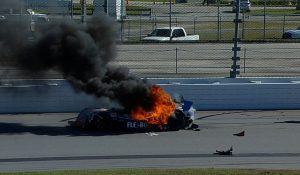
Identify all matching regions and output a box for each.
[168,110,186,131]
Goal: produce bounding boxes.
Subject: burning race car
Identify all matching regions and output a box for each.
[69,99,199,132]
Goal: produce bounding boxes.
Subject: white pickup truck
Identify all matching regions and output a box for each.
[0,8,49,31]
[142,27,199,42]
[282,26,300,39]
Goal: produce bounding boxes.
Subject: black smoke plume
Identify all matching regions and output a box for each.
[0,0,154,112]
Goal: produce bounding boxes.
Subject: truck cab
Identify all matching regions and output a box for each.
[232,0,251,12]
[143,27,199,42]
[0,8,49,32]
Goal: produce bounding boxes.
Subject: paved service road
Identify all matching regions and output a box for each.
[1,110,300,172]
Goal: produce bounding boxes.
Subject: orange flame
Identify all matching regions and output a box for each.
[131,85,176,125]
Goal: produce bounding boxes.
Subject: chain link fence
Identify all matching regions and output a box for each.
[113,44,300,78]
[5,0,299,41]
[118,0,300,41]
[1,0,300,79]
[23,0,72,16]
[1,43,300,78]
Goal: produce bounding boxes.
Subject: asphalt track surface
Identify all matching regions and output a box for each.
[1,110,300,172]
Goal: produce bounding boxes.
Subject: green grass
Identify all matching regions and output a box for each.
[251,0,297,6]
[126,0,176,3]
[2,169,300,175]
[34,3,94,15]
[34,3,150,16]
[249,9,300,15]
[121,18,300,41]
[188,21,298,40]
[126,6,152,15]
[33,2,300,41]
[217,20,299,30]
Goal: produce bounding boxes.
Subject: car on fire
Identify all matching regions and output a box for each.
[69,100,199,132]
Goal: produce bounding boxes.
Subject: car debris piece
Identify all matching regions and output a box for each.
[186,123,200,131]
[233,130,245,136]
[214,146,233,155]
[146,132,159,136]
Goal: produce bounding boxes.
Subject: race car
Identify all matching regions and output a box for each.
[69,100,199,132]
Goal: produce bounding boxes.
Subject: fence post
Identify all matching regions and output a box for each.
[217,0,220,41]
[243,48,246,73]
[150,16,157,32]
[155,15,157,28]
[282,14,286,35]
[80,0,86,24]
[263,0,266,40]
[176,48,178,74]
[193,17,196,34]
[120,19,124,42]
[230,0,241,78]
[169,0,172,33]
[70,0,73,19]
[128,20,131,41]
[242,13,245,39]
[139,14,142,41]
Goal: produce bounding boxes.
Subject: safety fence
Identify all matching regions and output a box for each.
[119,13,300,41]
[9,0,300,42]
[1,44,300,78]
[119,0,300,41]
[113,45,300,77]
[1,1,300,79]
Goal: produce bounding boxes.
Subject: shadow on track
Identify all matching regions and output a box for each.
[0,122,143,136]
[274,120,300,124]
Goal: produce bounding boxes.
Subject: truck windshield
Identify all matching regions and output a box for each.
[150,29,171,37]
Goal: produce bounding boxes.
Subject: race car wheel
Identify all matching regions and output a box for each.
[168,110,186,131]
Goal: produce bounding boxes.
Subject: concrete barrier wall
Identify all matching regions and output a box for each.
[1,78,300,113]
[151,78,300,110]
[0,80,103,113]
